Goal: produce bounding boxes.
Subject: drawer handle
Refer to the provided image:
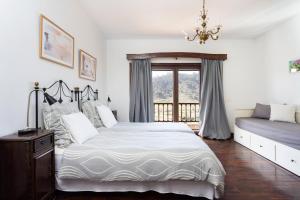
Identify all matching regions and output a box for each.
[259,145,263,148]
[40,140,45,145]
[240,136,243,139]
[291,159,296,163]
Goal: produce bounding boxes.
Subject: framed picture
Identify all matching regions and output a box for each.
[289,59,300,73]
[39,15,74,68]
[79,50,97,81]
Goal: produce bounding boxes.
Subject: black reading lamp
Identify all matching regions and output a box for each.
[44,92,57,105]
[107,96,111,106]
[18,82,57,135]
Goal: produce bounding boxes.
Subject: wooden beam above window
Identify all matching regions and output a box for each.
[126,52,227,61]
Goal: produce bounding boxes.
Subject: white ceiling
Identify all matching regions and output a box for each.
[79,0,300,39]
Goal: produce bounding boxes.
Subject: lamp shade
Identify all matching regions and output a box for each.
[44,93,57,105]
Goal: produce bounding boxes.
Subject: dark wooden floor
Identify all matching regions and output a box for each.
[56,139,300,200]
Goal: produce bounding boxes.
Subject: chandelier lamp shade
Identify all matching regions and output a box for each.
[184,0,222,44]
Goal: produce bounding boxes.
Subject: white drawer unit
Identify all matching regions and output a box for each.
[234,126,251,148]
[234,125,300,176]
[250,133,275,162]
[276,143,300,176]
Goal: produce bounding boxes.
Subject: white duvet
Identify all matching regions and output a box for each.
[57,130,225,196]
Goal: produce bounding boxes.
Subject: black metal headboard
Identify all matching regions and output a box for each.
[80,85,98,103]
[31,80,98,129]
[42,80,74,104]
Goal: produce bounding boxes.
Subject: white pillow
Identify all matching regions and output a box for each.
[96,105,117,128]
[270,104,296,123]
[61,112,99,144]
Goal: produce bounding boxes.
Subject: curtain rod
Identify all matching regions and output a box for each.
[126,52,227,61]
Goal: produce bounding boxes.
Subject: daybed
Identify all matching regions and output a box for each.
[234,109,300,176]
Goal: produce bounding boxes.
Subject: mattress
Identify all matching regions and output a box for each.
[56,178,218,199]
[97,122,193,133]
[236,117,300,150]
[55,130,225,199]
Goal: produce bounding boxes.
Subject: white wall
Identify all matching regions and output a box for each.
[256,13,300,105]
[106,39,267,130]
[0,0,106,136]
[3,1,297,137]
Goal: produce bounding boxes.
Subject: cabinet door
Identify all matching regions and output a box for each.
[34,149,54,200]
[0,142,33,200]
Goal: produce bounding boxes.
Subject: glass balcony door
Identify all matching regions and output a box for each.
[152,63,200,130]
[152,70,174,122]
[178,70,200,130]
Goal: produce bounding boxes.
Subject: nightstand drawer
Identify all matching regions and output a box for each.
[34,135,53,153]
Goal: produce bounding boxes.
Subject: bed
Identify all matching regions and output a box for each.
[55,129,225,199]
[40,81,225,199]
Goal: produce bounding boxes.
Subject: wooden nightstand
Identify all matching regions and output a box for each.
[0,129,55,200]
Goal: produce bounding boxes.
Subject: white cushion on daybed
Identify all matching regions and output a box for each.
[270,104,296,123]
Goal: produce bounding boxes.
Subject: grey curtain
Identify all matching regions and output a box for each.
[129,59,154,122]
[199,59,231,139]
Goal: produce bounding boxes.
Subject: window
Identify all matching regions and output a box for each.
[152,63,200,130]
[152,70,173,122]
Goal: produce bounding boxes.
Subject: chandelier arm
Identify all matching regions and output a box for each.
[187,33,199,41]
[207,29,220,35]
[209,33,219,40]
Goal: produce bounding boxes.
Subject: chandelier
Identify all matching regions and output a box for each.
[184,0,222,44]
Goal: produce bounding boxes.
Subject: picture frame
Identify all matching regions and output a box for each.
[39,15,74,68]
[79,50,97,81]
[289,59,300,73]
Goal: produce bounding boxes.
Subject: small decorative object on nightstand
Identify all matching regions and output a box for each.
[112,110,118,120]
[0,129,55,200]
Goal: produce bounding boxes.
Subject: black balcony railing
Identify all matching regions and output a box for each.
[154,103,200,122]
